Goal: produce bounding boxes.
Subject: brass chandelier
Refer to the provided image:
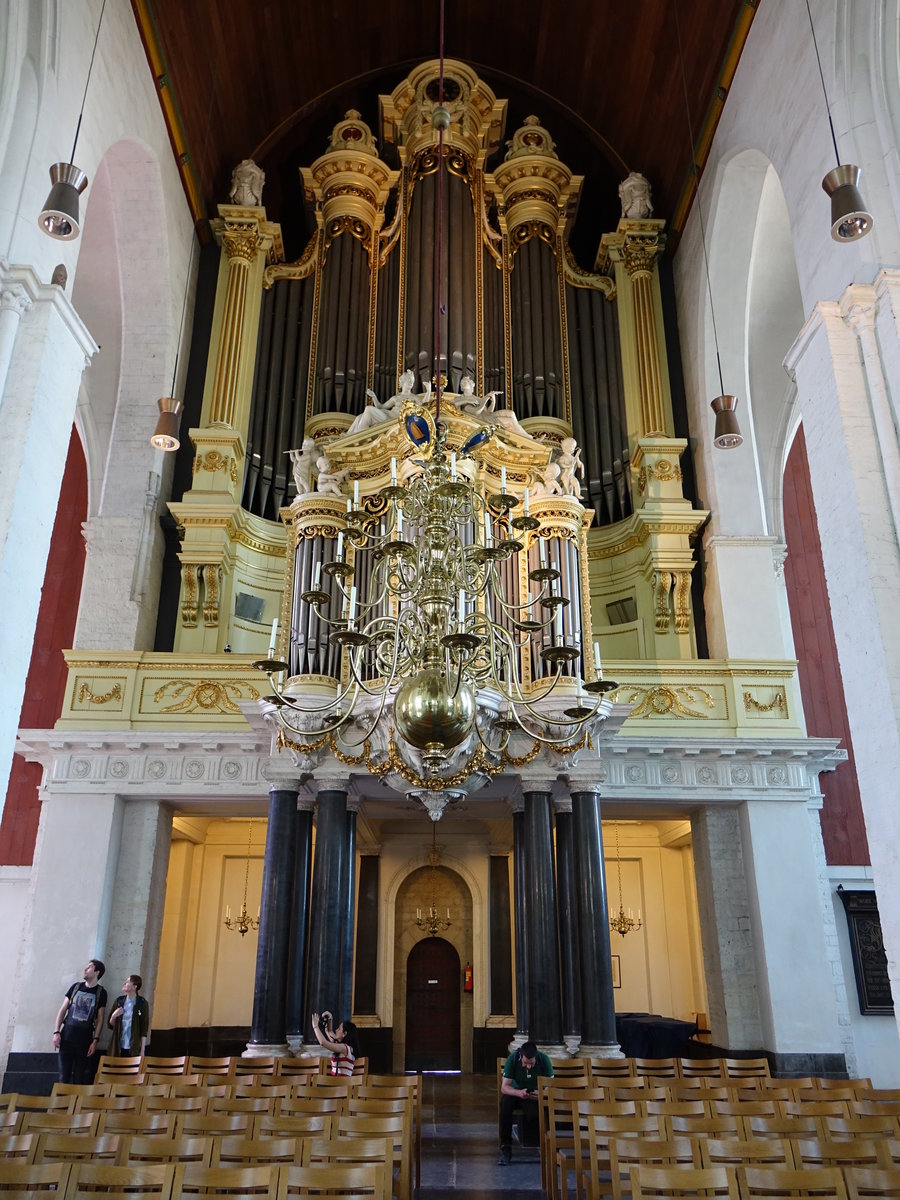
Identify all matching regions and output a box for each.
[224,819,261,937]
[254,409,615,782]
[609,821,642,938]
[415,824,452,937]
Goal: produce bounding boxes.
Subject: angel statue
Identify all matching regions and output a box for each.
[315,455,346,496]
[530,460,562,499]
[557,436,585,498]
[287,437,318,496]
[455,381,532,441]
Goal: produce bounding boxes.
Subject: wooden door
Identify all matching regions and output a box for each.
[405,937,460,1071]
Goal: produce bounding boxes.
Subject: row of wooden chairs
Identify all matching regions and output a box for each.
[549,1056,775,1082]
[629,1162,900,1199]
[0,1159,386,1198]
[93,1054,359,1082]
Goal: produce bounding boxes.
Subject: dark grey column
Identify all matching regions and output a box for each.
[555,798,581,1048]
[512,798,529,1039]
[304,785,348,1034]
[523,783,563,1047]
[338,799,358,1023]
[571,787,618,1051]
[285,794,315,1040]
[249,785,299,1048]
[354,855,380,1014]
[489,854,513,1014]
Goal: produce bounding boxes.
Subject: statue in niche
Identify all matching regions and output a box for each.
[530,460,562,498]
[618,171,653,220]
[287,438,318,495]
[229,159,265,207]
[346,372,414,435]
[556,437,585,498]
[315,455,346,496]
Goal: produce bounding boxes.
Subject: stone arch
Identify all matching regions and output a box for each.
[386,853,482,1072]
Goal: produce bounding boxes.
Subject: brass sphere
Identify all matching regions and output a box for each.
[394,668,476,753]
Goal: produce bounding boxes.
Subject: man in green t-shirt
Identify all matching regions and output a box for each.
[498,1040,554,1165]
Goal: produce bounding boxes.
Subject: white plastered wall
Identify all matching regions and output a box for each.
[674,0,900,1075]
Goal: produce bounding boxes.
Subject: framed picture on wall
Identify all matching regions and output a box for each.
[611,955,621,988]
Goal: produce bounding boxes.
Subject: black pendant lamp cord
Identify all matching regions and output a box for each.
[71,0,108,165]
[434,0,446,426]
[805,0,842,166]
[673,1,725,397]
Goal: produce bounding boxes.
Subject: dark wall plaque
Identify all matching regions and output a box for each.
[838,888,894,1016]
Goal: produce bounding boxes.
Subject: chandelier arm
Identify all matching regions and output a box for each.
[268,669,359,717]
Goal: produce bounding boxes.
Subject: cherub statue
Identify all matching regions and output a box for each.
[287,437,317,495]
[556,436,585,498]
[618,171,653,220]
[530,460,562,498]
[315,455,346,496]
[229,159,265,207]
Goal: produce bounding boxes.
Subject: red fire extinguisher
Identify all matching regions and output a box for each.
[464,962,473,992]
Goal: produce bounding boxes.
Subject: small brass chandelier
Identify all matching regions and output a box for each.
[415,824,451,937]
[224,819,261,937]
[609,821,642,938]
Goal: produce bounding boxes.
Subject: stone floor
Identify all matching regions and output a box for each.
[418,1074,544,1199]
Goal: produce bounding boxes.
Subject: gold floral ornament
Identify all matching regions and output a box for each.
[743,689,787,714]
[77,682,123,706]
[155,679,261,714]
[613,683,714,719]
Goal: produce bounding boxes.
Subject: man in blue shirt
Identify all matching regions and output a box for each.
[499,1040,554,1165]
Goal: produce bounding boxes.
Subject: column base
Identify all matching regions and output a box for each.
[577,1042,624,1058]
[563,1035,582,1057]
[244,1041,290,1058]
[535,1043,567,1058]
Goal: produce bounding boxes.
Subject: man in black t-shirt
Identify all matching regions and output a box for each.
[52,960,107,1083]
[498,1040,554,1165]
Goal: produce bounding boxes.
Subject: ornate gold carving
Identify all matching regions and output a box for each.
[509,220,556,258]
[622,231,663,277]
[674,570,692,635]
[154,679,260,714]
[181,564,199,627]
[324,214,372,261]
[638,465,647,494]
[562,242,615,297]
[652,569,673,632]
[743,689,788,714]
[264,230,319,288]
[202,565,221,628]
[639,459,683,484]
[77,682,123,706]
[613,684,714,719]
[193,449,236,483]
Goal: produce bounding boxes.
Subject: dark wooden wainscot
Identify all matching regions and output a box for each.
[838,888,894,1016]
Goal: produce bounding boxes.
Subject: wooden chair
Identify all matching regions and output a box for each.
[312,1076,358,1094]
[18,1113,99,1138]
[254,1113,334,1140]
[608,1137,699,1200]
[818,1078,873,1094]
[746,1113,821,1142]
[668,1113,741,1141]
[65,1162,176,1198]
[71,1095,133,1114]
[175,1163,281,1196]
[275,1058,321,1079]
[736,1165,848,1198]
[845,1166,900,1198]
[144,1095,209,1116]
[142,1056,188,1076]
[537,1079,593,1196]
[551,1059,592,1081]
[856,1088,900,1104]
[208,1096,275,1118]
[94,1055,143,1081]
[590,1059,636,1081]
[300,1139,393,1200]
[553,1094,617,1200]
[174,1113,253,1139]
[0,1133,36,1163]
[292,1083,354,1103]
[792,1138,884,1170]
[32,1133,121,1165]
[231,1057,277,1078]
[679,1057,723,1080]
[712,1099,778,1138]
[794,1085,858,1105]
[336,1114,408,1200]
[280,1162,387,1200]
[0,1161,71,1195]
[232,1082,291,1101]
[0,1095,16,1113]
[124,1135,213,1166]
[147,1073,201,1088]
[666,1083,729,1103]
[50,1084,109,1100]
[780,1098,848,1122]
[279,1095,344,1118]
[9,1095,75,1115]
[107,1082,170,1101]
[0,1112,21,1135]
[699,1138,793,1170]
[580,1114,664,1200]
[872,1137,900,1167]
[186,1056,232,1079]
[633,1059,678,1081]
[853,1098,900,1118]
[630,1164,739,1198]
[351,1057,368,1078]
[359,1075,421,1189]
[210,1136,302,1166]
[97,1111,176,1138]
[722,1057,770,1081]
[825,1113,900,1140]
[643,1099,707,1138]
[169,1083,227,1101]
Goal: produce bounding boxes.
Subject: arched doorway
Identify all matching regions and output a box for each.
[405,937,460,1071]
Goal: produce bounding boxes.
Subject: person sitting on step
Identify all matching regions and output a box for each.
[498,1039,554,1165]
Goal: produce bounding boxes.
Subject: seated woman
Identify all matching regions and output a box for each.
[311,1010,360,1077]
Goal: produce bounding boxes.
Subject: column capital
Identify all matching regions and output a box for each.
[553,795,572,814]
[212,205,284,266]
[266,777,305,796]
[596,218,667,276]
[0,282,32,317]
[520,774,559,796]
